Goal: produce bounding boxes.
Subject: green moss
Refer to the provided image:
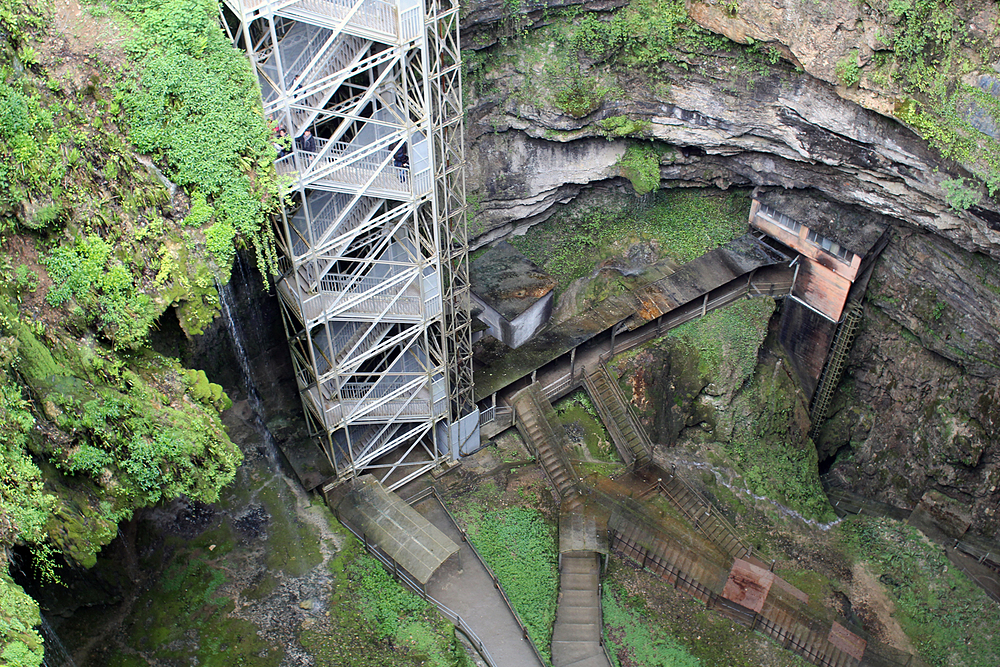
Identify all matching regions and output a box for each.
[838,516,1000,666]
[663,298,773,381]
[617,143,661,194]
[255,482,322,576]
[603,581,700,667]
[126,540,283,666]
[598,115,651,138]
[508,188,751,291]
[0,572,43,667]
[184,369,232,412]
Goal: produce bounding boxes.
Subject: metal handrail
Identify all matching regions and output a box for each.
[338,518,501,667]
[420,487,551,667]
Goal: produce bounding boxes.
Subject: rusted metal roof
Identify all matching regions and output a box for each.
[828,621,867,661]
[721,558,775,613]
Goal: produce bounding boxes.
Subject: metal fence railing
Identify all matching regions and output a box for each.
[338,513,501,667]
[605,507,927,667]
[403,487,550,667]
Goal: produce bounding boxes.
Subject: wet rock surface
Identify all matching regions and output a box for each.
[461,0,1000,541]
[461,1,1000,258]
[815,232,1000,537]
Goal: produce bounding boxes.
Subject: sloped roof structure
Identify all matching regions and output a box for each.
[337,476,459,584]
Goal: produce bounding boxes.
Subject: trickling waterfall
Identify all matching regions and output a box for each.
[216,275,281,465]
[673,459,843,530]
[39,614,75,667]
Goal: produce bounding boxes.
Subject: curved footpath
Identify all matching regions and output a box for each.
[414,495,546,667]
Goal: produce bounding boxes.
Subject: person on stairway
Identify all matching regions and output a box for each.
[394,144,409,181]
[297,129,316,153]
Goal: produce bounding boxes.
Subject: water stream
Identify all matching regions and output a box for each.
[673,458,843,531]
[39,614,75,667]
[216,275,280,466]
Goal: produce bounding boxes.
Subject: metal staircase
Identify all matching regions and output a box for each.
[511,383,583,511]
[808,301,863,439]
[223,0,477,490]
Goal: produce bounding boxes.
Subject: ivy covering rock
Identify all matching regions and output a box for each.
[0,0,279,661]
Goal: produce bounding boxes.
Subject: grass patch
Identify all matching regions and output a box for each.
[304,532,472,667]
[508,188,750,291]
[663,297,773,381]
[603,581,701,667]
[554,390,618,462]
[459,506,558,664]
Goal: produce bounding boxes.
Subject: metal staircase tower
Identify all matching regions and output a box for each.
[221,0,477,490]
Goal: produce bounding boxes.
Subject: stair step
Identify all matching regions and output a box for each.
[558,653,611,667]
[559,589,599,608]
[562,574,599,590]
[552,641,604,667]
[552,622,601,643]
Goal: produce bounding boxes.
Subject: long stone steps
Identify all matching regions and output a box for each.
[584,367,650,467]
[512,384,582,511]
[552,552,610,667]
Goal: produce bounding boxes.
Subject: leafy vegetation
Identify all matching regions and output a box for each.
[617,143,662,194]
[940,176,982,210]
[303,531,472,667]
[598,115,651,138]
[508,188,751,291]
[663,298,772,381]
[857,0,1000,194]
[0,572,42,667]
[571,0,730,67]
[838,516,1000,666]
[0,0,276,660]
[603,582,701,667]
[113,0,279,274]
[835,51,861,88]
[461,506,557,664]
[726,351,834,523]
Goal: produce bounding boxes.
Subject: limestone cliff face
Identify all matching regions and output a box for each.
[464,5,1000,258]
[461,0,1000,536]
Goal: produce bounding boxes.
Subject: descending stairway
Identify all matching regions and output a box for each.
[551,552,611,667]
[584,365,651,467]
[651,471,754,563]
[511,384,582,511]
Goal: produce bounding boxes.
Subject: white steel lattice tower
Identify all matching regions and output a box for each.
[221,0,477,490]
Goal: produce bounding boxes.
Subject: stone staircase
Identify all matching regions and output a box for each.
[511,383,582,511]
[551,552,611,667]
[583,365,651,467]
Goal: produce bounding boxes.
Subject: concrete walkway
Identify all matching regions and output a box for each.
[415,496,546,667]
